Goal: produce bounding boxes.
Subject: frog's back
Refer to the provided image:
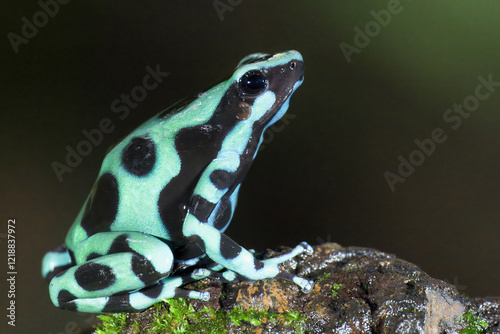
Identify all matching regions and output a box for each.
[66,84,231,249]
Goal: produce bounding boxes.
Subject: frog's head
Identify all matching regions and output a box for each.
[226,50,304,130]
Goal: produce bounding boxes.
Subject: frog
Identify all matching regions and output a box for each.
[42,50,313,313]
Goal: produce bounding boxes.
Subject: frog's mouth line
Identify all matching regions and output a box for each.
[261,75,303,126]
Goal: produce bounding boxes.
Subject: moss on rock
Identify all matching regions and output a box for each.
[93,244,499,333]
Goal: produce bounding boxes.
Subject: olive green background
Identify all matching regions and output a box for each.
[2,1,500,333]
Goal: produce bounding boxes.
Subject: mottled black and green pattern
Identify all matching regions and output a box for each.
[42,51,313,313]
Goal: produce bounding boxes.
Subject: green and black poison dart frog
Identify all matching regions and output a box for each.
[42,50,313,313]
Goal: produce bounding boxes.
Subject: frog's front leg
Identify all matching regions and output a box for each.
[183,151,313,292]
[48,232,209,313]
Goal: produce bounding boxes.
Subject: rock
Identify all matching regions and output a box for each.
[94,243,500,333]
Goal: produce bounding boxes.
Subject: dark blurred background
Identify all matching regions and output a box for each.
[1,1,500,333]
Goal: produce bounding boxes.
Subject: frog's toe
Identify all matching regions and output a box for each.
[302,280,314,293]
[299,242,314,255]
[187,290,210,301]
[293,276,314,293]
[192,268,211,278]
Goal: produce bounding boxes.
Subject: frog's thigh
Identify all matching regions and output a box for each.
[49,232,174,312]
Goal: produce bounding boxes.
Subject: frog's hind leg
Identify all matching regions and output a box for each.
[42,244,74,282]
[95,268,212,313]
[48,232,178,313]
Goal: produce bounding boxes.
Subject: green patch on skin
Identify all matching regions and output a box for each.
[93,299,307,334]
[94,313,127,334]
[331,283,343,297]
[458,311,488,334]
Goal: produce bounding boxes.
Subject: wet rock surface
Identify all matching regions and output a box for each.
[111,243,500,333]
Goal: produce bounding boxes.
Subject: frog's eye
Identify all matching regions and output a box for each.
[239,71,268,96]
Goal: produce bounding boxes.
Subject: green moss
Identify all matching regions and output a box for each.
[94,313,127,334]
[131,320,141,332]
[331,283,343,297]
[93,298,307,333]
[458,311,488,334]
[317,272,332,282]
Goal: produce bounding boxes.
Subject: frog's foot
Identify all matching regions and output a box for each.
[185,216,314,295]
[295,276,314,293]
[255,242,313,292]
[42,244,73,282]
[211,266,313,293]
[204,243,315,292]
[265,241,313,266]
[136,268,212,304]
[276,270,314,293]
